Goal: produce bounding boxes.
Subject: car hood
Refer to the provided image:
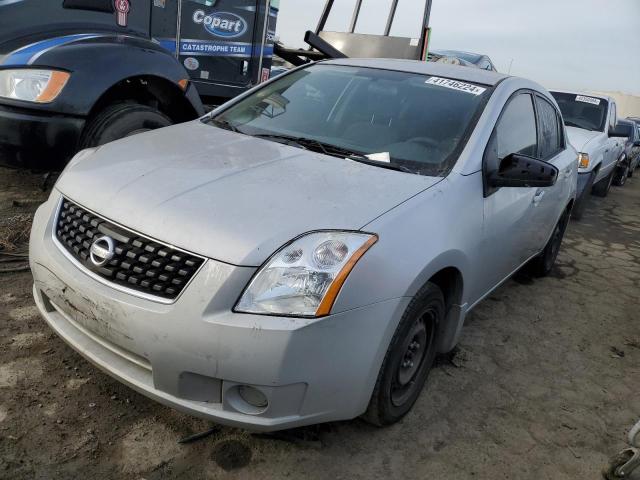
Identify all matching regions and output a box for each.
[56,121,441,266]
[565,126,603,153]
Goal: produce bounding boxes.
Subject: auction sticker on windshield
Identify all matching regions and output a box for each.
[426,77,487,96]
[575,95,601,105]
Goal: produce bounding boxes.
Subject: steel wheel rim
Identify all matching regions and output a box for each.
[391,309,435,407]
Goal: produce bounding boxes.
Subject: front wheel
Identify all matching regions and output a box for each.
[613,161,629,186]
[571,172,596,221]
[363,283,443,427]
[80,103,172,149]
[592,168,615,197]
[524,209,570,277]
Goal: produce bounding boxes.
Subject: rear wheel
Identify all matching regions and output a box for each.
[592,168,615,197]
[80,103,172,149]
[363,283,443,426]
[525,208,570,277]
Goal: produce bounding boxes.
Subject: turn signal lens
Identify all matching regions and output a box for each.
[578,153,590,169]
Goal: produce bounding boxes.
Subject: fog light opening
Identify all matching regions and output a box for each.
[226,384,269,415]
[238,385,268,409]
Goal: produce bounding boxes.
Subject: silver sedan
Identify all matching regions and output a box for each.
[30,59,577,431]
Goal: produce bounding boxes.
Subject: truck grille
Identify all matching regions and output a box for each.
[54,198,205,301]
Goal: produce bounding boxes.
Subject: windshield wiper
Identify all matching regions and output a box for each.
[253,133,414,173]
[345,155,414,173]
[252,133,317,151]
[252,134,356,159]
[209,118,242,133]
[564,120,595,131]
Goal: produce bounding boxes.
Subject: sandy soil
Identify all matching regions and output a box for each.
[0,166,638,479]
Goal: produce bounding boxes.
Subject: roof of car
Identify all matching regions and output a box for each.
[324,58,508,86]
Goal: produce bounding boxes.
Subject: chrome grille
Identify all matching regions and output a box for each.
[54,198,205,301]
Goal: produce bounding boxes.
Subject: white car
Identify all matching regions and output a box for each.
[550,91,628,219]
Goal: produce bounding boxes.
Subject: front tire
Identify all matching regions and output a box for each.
[80,103,172,149]
[571,171,596,221]
[524,208,570,277]
[363,283,443,427]
[613,160,629,186]
[592,168,615,197]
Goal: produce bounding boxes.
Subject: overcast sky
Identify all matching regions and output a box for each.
[276,0,640,96]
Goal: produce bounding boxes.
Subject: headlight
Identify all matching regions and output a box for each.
[578,153,590,168]
[0,69,70,103]
[235,231,377,317]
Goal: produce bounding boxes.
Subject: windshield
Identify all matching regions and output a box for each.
[550,92,608,132]
[206,64,491,176]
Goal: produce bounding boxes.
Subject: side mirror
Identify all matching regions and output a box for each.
[609,123,630,138]
[489,153,559,188]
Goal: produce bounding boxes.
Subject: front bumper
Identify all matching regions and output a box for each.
[30,193,407,431]
[0,103,84,169]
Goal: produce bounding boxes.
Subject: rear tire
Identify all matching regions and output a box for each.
[80,103,172,149]
[524,208,570,277]
[592,168,615,197]
[363,282,443,427]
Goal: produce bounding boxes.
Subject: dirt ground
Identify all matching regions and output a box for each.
[0,165,638,480]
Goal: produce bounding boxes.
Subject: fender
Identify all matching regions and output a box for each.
[1,33,204,117]
[405,249,469,353]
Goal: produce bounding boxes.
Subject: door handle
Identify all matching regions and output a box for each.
[532,190,545,205]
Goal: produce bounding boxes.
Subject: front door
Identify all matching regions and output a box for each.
[529,94,573,249]
[481,92,541,290]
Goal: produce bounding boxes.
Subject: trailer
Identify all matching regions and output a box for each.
[0,0,431,169]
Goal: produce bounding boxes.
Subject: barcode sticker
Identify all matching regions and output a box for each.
[426,77,487,96]
[576,95,601,105]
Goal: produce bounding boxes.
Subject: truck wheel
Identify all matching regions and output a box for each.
[524,209,570,277]
[613,162,629,186]
[81,103,172,148]
[363,282,443,427]
[592,168,614,197]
